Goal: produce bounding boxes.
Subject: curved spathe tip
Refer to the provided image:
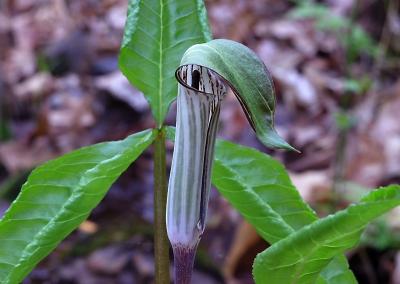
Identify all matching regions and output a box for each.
[178,39,297,152]
[257,129,300,153]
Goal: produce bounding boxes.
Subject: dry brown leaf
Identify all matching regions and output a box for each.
[223,220,262,284]
[290,170,332,204]
[94,71,148,112]
[0,138,55,173]
[13,72,53,100]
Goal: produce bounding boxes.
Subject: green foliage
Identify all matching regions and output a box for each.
[180,39,295,151]
[345,26,379,62]
[334,111,356,131]
[253,185,400,284]
[0,129,156,283]
[213,140,315,239]
[317,256,357,284]
[119,0,211,127]
[35,53,51,73]
[361,218,400,250]
[289,2,379,60]
[212,140,356,283]
[343,76,372,95]
[289,3,335,22]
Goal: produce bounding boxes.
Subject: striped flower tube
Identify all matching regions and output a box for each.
[167,64,227,284]
[167,39,296,284]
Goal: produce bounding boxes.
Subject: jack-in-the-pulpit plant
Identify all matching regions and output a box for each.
[166,39,295,283]
[1,1,400,284]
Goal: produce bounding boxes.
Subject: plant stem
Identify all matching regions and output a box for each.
[332,0,360,202]
[153,127,170,283]
[173,245,197,284]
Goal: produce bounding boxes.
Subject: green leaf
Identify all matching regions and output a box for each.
[288,3,330,20]
[213,140,314,240]
[165,128,354,282]
[0,129,156,283]
[179,39,295,151]
[119,0,212,127]
[288,2,349,32]
[316,256,356,284]
[212,140,356,283]
[165,125,176,141]
[345,26,379,60]
[253,185,400,284]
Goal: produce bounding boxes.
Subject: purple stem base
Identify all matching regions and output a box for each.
[172,244,197,284]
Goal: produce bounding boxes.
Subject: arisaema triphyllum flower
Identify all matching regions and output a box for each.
[166,39,297,284]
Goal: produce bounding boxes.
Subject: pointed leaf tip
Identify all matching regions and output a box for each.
[257,128,300,152]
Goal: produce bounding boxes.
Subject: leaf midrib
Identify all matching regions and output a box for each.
[290,226,362,284]
[1,131,154,283]
[213,157,294,238]
[158,0,164,127]
[2,152,130,283]
[276,200,399,283]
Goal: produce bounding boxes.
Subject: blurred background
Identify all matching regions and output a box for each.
[1,0,400,283]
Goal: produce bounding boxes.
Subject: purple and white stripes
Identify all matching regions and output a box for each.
[166,64,227,284]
